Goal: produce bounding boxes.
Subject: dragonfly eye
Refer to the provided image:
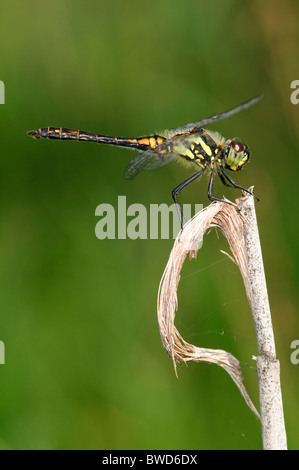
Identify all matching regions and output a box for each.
[231,139,244,153]
[224,140,250,171]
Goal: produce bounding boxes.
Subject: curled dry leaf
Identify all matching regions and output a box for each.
[157,198,260,419]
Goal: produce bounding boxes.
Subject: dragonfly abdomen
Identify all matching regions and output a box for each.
[27,127,86,140]
[27,127,166,151]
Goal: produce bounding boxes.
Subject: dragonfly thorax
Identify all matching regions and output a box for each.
[222,139,250,172]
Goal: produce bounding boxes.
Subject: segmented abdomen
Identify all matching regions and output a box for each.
[28,127,166,151]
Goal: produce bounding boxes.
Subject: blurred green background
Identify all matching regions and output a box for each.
[0,0,298,450]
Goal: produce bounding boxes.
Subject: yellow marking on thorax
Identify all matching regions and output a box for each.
[193,136,212,156]
[183,149,195,160]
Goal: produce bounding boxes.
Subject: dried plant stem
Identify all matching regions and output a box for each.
[157,190,287,449]
[238,190,287,450]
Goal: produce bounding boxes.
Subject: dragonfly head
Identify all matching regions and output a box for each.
[223,139,250,171]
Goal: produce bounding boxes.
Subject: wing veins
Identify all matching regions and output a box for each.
[167,94,263,136]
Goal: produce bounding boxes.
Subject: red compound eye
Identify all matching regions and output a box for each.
[231,140,245,153]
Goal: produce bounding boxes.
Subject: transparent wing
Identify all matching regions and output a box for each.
[166,94,263,137]
[124,145,178,180]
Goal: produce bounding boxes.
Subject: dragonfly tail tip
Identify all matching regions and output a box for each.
[27,130,38,138]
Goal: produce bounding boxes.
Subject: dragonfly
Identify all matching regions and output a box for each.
[27,94,263,228]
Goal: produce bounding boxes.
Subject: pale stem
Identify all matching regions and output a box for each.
[238,191,287,450]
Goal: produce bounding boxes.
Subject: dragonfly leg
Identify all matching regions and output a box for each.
[208,167,241,213]
[172,168,206,229]
[220,167,259,201]
[217,166,234,188]
[207,167,231,204]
